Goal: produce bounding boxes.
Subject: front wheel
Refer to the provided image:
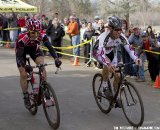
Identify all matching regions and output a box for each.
[42,82,60,129]
[92,73,112,114]
[120,81,144,127]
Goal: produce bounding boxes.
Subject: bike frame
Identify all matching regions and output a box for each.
[26,57,48,104]
[108,62,135,105]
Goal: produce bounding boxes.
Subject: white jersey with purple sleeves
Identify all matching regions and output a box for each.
[93,31,137,66]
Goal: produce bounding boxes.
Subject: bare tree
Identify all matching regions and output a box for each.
[21,0,160,27]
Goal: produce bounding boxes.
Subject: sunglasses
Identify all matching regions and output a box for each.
[114,28,122,31]
[29,31,39,35]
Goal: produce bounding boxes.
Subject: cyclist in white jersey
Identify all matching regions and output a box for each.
[93,16,141,107]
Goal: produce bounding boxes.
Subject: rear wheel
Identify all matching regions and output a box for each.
[27,81,38,115]
[92,73,112,114]
[42,82,60,129]
[120,81,144,127]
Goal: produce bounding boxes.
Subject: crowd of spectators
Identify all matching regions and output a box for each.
[0,12,159,84]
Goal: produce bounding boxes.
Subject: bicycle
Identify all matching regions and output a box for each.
[92,62,144,127]
[25,57,60,129]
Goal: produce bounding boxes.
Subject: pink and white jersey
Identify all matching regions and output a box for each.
[93,31,137,66]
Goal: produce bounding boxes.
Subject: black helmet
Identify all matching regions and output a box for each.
[141,31,148,37]
[107,16,122,29]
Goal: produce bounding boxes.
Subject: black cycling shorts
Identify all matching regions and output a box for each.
[16,45,43,67]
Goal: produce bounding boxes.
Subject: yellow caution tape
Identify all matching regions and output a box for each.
[41,46,92,59]
[132,46,160,55]
[0,27,21,30]
[143,49,160,55]
[52,39,92,50]
[0,41,15,44]
[0,38,91,48]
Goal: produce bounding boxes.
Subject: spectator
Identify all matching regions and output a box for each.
[94,19,105,69]
[41,14,46,30]
[128,26,145,82]
[141,31,159,83]
[0,15,3,46]
[54,12,59,19]
[42,17,50,55]
[24,13,30,21]
[80,20,87,42]
[146,25,156,43]
[17,14,25,34]
[72,13,81,32]
[83,22,95,67]
[66,15,80,61]
[63,17,70,32]
[1,13,10,46]
[157,32,160,47]
[92,16,100,30]
[120,20,135,78]
[46,18,65,58]
[63,17,72,46]
[49,12,61,26]
[8,12,18,48]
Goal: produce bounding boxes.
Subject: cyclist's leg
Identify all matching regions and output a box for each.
[18,67,28,92]
[113,73,122,108]
[17,62,31,109]
[102,66,114,99]
[113,73,120,91]
[101,50,114,87]
[16,50,27,93]
[30,46,47,79]
[101,65,110,87]
[18,66,31,108]
[102,66,109,81]
[35,56,47,79]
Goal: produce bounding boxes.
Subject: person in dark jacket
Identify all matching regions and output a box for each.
[8,12,18,48]
[83,22,95,66]
[46,18,65,57]
[141,31,159,82]
[0,13,10,45]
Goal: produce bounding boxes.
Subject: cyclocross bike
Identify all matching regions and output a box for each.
[92,62,144,127]
[25,57,60,129]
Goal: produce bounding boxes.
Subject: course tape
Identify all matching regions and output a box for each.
[41,46,92,59]
[132,46,160,55]
[1,37,159,55]
[51,39,92,50]
[0,27,21,30]
[0,38,92,47]
[0,41,15,44]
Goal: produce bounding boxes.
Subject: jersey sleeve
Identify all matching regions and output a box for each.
[93,46,111,66]
[120,34,138,62]
[93,31,112,66]
[42,34,58,59]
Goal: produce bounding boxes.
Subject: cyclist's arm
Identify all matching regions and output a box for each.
[15,41,25,67]
[93,47,111,66]
[42,34,58,59]
[93,32,111,66]
[120,34,138,61]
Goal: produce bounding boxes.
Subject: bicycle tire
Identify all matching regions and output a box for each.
[27,81,38,115]
[120,81,144,127]
[42,82,60,129]
[92,73,112,114]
